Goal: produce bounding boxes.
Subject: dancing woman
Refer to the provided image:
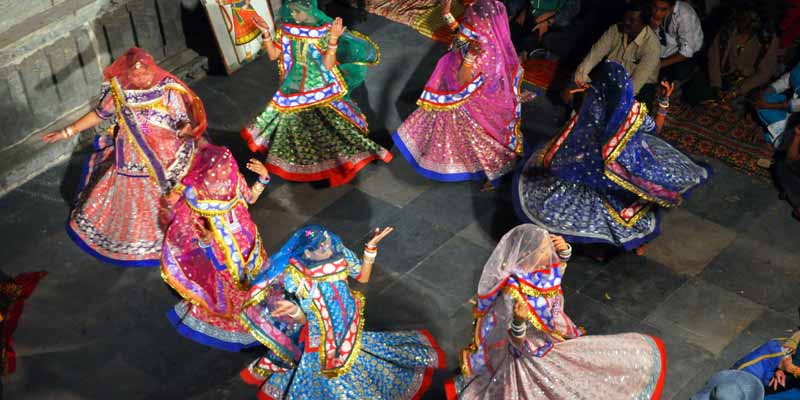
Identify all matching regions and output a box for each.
[42,48,206,266]
[161,144,271,351]
[393,0,524,186]
[514,61,709,253]
[447,224,666,399]
[243,0,391,187]
[239,225,445,399]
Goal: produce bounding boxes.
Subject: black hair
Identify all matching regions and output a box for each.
[655,0,678,6]
[625,0,653,25]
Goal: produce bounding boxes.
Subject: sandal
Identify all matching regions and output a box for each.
[757,158,774,169]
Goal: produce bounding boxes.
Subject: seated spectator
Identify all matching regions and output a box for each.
[573,0,660,104]
[651,0,704,83]
[691,370,764,400]
[757,63,800,147]
[776,125,800,221]
[506,0,581,60]
[685,8,779,107]
[733,331,800,398]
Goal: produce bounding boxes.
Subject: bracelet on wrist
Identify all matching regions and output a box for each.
[257,175,271,185]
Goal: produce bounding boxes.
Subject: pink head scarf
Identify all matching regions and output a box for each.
[423,0,522,145]
[161,145,265,317]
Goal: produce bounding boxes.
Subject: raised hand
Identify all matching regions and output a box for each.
[533,20,550,36]
[251,13,271,33]
[270,300,304,322]
[468,40,482,55]
[549,234,570,253]
[513,300,529,321]
[246,158,269,179]
[441,0,452,15]
[659,80,676,100]
[330,17,346,41]
[769,369,786,391]
[177,122,193,139]
[366,227,394,248]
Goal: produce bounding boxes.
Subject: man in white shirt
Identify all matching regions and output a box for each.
[651,0,704,83]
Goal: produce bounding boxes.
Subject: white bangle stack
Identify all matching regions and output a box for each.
[363,246,377,263]
[289,305,303,320]
[510,319,527,338]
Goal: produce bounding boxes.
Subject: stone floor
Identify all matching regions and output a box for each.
[3,10,800,400]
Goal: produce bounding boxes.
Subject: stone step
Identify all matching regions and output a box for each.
[0,49,208,196]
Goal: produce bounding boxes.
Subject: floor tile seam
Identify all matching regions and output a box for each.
[570,291,645,327]
[376,235,458,296]
[640,278,691,326]
[697,272,777,312]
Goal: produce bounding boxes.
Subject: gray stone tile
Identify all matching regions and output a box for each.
[455,198,521,251]
[366,209,454,275]
[408,236,490,304]
[579,253,687,320]
[645,208,737,276]
[644,279,765,355]
[560,254,607,294]
[352,154,433,207]
[404,181,501,234]
[563,292,641,334]
[700,236,800,313]
[249,182,352,251]
[683,160,778,230]
[741,200,800,256]
[307,189,402,245]
[366,274,455,332]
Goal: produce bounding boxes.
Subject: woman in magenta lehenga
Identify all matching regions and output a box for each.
[43,48,206,266]
[161,144,271,351]
[446,224,667,400]
[393,0,524,184]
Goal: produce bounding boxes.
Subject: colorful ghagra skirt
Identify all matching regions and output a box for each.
[241,330,445,400]
[241,98,392,187]
[513,134,710,250]
[447,333,666,400]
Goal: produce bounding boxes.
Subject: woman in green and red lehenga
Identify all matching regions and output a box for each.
[243,0,391,187]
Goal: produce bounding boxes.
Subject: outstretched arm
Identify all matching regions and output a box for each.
[42,110,104,144]
[244,158,270,204]
[457,41,482,86]
[252,14,281,61]
[354,227,394,284]
[653,81,675,135]
[323,18,345,71]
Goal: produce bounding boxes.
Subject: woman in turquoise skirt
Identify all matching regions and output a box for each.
[239,225,445,399]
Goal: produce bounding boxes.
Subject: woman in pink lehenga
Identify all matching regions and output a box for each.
[446,224,667,400]
[43,48,206,266]
[161,144,271,351]
[393,0,524,185]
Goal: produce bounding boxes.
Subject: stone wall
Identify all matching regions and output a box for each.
[0,0,206,194]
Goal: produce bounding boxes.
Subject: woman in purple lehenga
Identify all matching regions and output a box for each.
[393,0,524,185]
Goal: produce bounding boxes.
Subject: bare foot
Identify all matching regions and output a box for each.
[480,181,494,192]
[634,244,648,256]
